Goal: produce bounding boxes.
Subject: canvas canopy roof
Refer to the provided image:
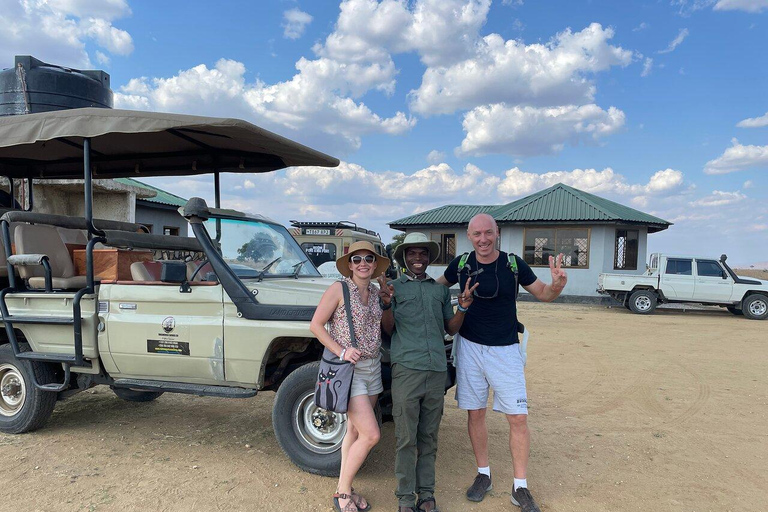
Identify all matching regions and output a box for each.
[0,108,339,179]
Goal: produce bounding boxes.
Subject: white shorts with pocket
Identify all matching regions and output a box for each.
[350,355,383,397]
[454,334,527,415]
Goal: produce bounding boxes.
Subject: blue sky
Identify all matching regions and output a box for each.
[2,0,767,266]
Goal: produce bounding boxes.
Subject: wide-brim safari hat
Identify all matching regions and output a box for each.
[393,232,440,268]
[336,240,391,278]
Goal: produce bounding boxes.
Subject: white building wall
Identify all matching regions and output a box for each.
[401,224,652,296]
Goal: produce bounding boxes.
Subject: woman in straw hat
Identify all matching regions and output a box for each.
[310,241,391,512]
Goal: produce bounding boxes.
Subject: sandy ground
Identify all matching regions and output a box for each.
[1,302,766,512]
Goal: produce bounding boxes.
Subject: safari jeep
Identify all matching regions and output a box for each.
[0,108,454,476]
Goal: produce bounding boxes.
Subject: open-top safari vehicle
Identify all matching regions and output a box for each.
[0,108,456,475]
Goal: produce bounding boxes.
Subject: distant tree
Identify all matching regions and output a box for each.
[237,235,277,262]
[390,233,406,254]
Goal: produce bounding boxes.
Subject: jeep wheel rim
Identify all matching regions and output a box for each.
[635,296,652,311]
[293,390,346,455]
[0,363,26,417]
[749,299,767,317]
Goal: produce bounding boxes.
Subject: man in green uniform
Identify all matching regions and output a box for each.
[378,232,477,512]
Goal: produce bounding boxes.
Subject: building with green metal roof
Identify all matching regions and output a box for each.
[115,178,188,236]
[389,183,672,298]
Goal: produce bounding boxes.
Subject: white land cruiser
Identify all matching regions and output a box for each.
[597,253,768,320]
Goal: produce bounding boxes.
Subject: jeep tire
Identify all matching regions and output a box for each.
[272,361,346,476]
[742,294,768,320]
[628,290,657,314]
[112,387,164,402]
[0,343,58,434]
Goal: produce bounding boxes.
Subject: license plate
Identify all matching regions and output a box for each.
[304,229,331,235]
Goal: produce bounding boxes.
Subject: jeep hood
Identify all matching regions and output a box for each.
[242,278,338,306]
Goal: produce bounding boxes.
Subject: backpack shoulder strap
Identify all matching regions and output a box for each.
[506,252,520,300]
[458,252,470,270]
[456,251,471,284]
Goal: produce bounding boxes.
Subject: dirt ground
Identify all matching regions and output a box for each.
[1,302,766,512]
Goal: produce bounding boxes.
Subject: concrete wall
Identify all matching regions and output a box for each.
[29,179,153,222]
[399,224,651,296]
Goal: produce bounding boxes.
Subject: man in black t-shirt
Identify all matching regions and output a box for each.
[437,213,567,512]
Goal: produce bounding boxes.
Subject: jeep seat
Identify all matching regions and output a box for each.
[186,261,214,281]
[0,222,21,278]
[15,224,87,290]
[130,261,164,281]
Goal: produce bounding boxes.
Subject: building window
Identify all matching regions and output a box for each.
[523,228,589,268]
[427,233,457,264]
[141,224,153,234]
[614,229,639,270]
[163,226,180,236]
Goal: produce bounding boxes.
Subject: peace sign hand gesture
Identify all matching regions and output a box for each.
[457,276,479,310]
[376,275,394,306]
[549,253,568,292]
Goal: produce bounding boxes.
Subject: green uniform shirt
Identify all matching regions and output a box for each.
[389,274,454,372]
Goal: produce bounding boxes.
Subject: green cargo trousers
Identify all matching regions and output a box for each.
[391,363,447,508]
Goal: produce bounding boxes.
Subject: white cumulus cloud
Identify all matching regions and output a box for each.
[714,0,768,12]
[0,0,133,68]
[736,111,768,128]
[114,58,416,154]
[704,139,768,174]
[427,150,446,164]
[458,103,626,157]
[689,190,746,207]
[410,23,633,115]
[283,8,313,40]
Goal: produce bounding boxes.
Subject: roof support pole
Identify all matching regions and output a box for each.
[214,171,221,243]
[82,139,106,238]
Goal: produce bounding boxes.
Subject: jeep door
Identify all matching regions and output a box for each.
[661,258,695,299]
[694,259,734,302]
[103,283,225,383]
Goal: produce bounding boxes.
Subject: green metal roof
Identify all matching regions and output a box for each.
[389,183,672,232]
[389,204,497,227]
[115,178,188,207]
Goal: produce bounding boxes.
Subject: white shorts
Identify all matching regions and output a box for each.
[454,334,528,415]
[350,355,383,398]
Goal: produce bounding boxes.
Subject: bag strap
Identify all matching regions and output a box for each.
[341,281,358,348]
[506,252,520,300]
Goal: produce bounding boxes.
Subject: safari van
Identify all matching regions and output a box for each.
[290,220,387,269]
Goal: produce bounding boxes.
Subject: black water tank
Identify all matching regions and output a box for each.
[0,55,112,116]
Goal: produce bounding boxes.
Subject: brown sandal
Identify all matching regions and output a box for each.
[351,487,371,511]
[333,492,359,512]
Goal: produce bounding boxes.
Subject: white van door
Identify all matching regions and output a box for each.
[661,258,695,299]
[694,259,734,302]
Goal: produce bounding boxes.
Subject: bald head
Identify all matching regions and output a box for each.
[467,213,497,234]
[467,213,499,261]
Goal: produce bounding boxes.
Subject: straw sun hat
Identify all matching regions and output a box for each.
[335,240,391,278]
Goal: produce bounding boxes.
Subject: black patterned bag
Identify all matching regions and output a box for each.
[314,281,357,414]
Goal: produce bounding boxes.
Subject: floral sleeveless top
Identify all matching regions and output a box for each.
[328,277,382,360]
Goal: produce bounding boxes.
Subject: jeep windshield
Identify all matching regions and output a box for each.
[204,217,321,279]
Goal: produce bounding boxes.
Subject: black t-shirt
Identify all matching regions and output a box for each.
[444,251,537,346]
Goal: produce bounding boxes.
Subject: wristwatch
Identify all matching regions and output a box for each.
[457,303,469,313]
[379,297,392,310]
